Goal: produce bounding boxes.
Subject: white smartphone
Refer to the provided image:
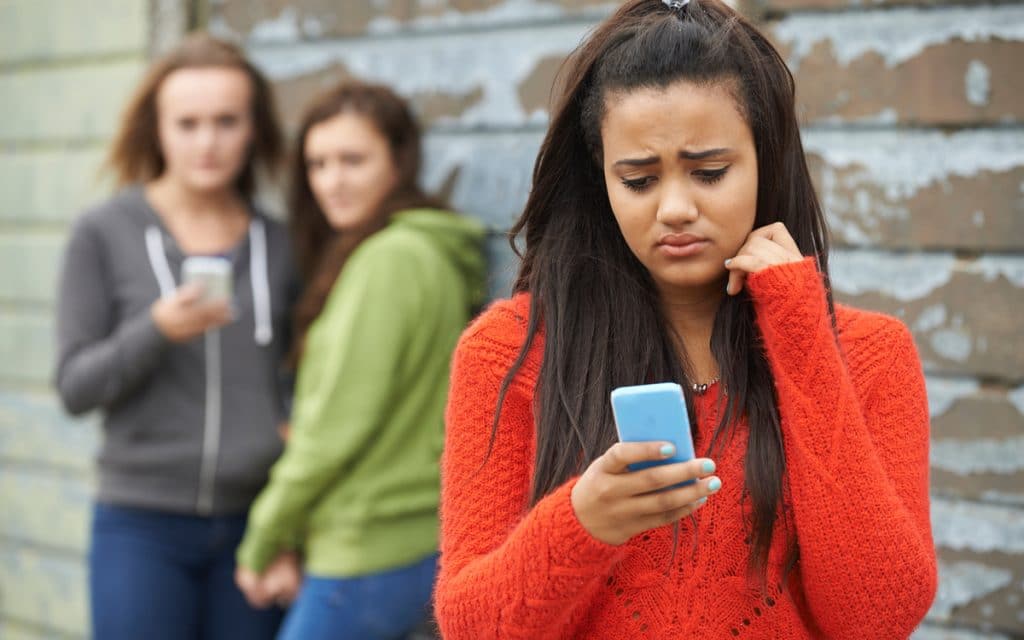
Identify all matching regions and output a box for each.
[181,256,232,303]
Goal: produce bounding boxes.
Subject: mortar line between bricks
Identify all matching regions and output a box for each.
[0,50,145,73]
[0,614,84,640]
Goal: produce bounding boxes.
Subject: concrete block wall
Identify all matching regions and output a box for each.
[208,1,1024,637]
[0,1,151,637]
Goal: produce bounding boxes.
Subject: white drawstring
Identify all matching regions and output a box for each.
[145,226,176,298]
[249,218,273,346]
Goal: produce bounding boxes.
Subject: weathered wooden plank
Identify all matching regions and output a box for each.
[804,129,1024,252]
[248,22,593,131]
[926,378,1024,506]
[0,0,147,64]
[912,623,1013,640]
[0,543,87,637]
[769,6,1024,125]
[767,0,1003,10]
[830,251,1024,381]
[420,129,1024,253]
[213,0,615,41]
[929,498,1024,634]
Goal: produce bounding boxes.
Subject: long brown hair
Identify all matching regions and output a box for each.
[494,0,833,580]
[288,81,445,366]
[105,32,283,200]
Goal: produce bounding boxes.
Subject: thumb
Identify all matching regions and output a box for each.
[177,282,205,304]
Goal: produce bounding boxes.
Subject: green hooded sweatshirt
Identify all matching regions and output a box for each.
[237,209,486,576]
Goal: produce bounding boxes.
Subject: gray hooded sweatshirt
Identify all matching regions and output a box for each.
[55,186,299,516]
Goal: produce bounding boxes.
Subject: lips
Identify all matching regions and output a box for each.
[657,233,709,257]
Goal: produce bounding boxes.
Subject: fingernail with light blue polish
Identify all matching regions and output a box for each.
[660,444,675,457]
[702,460,716,474]
[708,477,722,492]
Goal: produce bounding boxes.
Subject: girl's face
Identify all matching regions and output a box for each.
[304,112,400,234]
[156,67,254,193]
[601,80,758,300]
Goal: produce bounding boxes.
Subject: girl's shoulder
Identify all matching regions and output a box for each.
[463,292,532,345]
[834,303,919,380]
[456,292,543,384]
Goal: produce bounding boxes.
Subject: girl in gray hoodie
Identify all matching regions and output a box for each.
[54,33,299,640]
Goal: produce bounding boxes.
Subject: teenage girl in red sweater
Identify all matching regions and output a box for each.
[436,0,937,638]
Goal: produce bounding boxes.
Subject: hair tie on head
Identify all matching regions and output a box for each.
[663,0,690,8]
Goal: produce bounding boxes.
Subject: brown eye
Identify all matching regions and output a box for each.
[694,167,728,185]
[621,176,655,192]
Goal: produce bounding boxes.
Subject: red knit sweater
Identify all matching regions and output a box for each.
[437,258,937,639]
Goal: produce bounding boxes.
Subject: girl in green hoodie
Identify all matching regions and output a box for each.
[235,81,486,639]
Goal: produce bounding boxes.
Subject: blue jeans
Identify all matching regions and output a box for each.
[89,503,283,640]
[278,553,438,640]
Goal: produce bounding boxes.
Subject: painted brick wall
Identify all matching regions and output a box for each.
[0,1,150,637]
[207,1,1024,638]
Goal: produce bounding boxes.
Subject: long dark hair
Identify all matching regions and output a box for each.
[105,32,283,200]
[495,0,833,579]
[288,81,446,366]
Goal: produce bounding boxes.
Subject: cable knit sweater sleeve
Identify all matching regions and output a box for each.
[436,302,626,639]
[747,257,937,638]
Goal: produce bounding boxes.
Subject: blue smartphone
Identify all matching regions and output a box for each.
[611,382,695,480]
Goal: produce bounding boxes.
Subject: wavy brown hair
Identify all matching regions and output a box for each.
[493,0,834,581]
[104,32,283,199]
[288,81,446,367]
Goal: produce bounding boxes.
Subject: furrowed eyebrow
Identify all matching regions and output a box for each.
[612,156,658,168]
[612,148,732,168]
[679,148,730,160]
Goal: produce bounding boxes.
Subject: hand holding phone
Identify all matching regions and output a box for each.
[150,257,233,342]
[568,382,721,546]
[181,256,232,303]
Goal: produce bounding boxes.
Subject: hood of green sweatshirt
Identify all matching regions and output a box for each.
[390,208,488,308]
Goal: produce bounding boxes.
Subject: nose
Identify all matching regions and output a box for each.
[197,123,217,152]
[656,178,699,227]
[312,160,346,196]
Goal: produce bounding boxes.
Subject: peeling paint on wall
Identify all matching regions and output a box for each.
[912,624,1012,640]
[422,131,544,226]
[1009,386,1024,416]
[925,377,980,418]
[368,0,618,34]
[981,491,1024,507]
[247,23,593,128]
[930,327,974,363]
[773,5,1024,69]
[931,436,1024,476]
[802,130,1024,202]
[928,560,1013,620]
[968,257,1024,288]
[212,6,328,42]
[931,497,1024,554]
[830,249,957,301]
[965,60,991,108]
